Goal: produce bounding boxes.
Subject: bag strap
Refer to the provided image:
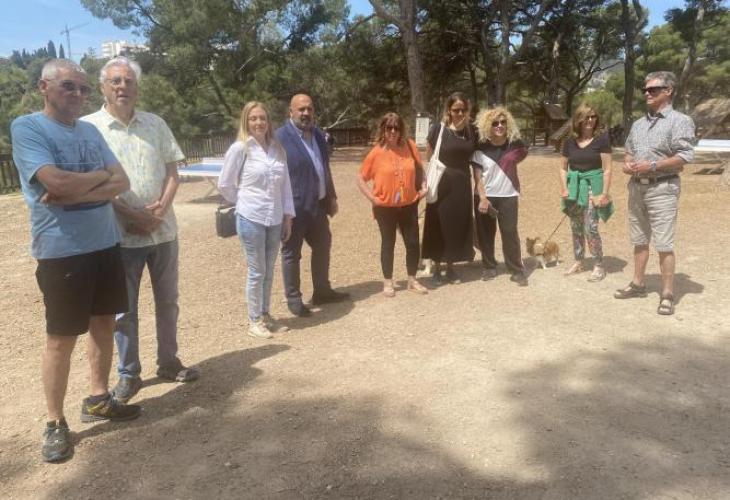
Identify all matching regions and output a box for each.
[405,139,421,168]
[432,123,445,161]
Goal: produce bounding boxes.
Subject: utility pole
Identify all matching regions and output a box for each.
[60,22,90,61]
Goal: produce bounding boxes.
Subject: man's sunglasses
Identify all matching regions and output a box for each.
[53,80,92,96]
[642,86,667,95]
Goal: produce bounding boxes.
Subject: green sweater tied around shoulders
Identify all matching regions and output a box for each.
[561,168,614,222]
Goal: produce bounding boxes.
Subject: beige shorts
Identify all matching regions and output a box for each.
[627,177,681,252]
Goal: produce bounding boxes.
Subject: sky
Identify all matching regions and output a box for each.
[0,0,693,61]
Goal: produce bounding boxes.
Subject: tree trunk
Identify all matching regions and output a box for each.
[401,25,426,113]
[495,0,512,105]
[547,34,562,104]
[369,0,426,114]
[620,0,636,138]
[677,1,707,111]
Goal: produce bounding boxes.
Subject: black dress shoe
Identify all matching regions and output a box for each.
[311,289,350,305]
[288,303,312,317]
[510,272,528,287]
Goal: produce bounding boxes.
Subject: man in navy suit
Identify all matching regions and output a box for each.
[275,93,350,316]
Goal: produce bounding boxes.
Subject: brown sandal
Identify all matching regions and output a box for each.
[657,294,675,315]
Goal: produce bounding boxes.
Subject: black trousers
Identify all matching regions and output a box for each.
[281,200,332,306]
[473,195,524,273]
[373,202,420,279]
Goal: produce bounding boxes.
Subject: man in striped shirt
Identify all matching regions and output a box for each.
[614,71,695,316]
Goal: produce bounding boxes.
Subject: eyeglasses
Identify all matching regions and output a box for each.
[106,77,136,88]
[53,80,92,96]
[642,86,667,95]
[385,125,400,132]
[450,108,468,115]
[491,119,507,127]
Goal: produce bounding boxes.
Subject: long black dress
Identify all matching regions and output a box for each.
[421,123,477,263]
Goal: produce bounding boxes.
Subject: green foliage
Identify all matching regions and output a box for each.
[576,90,623,127]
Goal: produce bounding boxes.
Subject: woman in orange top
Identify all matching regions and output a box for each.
[357,112,428,297]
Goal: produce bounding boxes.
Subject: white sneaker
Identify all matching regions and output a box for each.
[248,319,273,339]
[261,313,289,333]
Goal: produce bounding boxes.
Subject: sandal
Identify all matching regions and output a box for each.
[613,282,647,299]
[657,294,675,315]
[407,280,428,295]
[382,283,396,298]
[587,265,606,282]
[564,262,584,276]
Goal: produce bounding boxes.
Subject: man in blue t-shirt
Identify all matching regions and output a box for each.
[11,59,141,463]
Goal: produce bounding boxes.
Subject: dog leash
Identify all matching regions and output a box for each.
[544,214,568,244]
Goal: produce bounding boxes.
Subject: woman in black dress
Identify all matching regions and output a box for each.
[421,92,477,285]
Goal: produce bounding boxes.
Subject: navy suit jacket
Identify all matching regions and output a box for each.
[275,121,337,221]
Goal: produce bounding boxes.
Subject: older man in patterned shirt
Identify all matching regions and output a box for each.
[614,71,695,316]
[83,57,199,402]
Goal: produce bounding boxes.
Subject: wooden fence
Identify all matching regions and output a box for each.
[0,154,21,193]
[179,134,236,162]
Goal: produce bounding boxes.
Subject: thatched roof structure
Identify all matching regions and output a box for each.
[691,98,730,139]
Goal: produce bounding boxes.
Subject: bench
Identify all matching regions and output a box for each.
[694,139,730,175]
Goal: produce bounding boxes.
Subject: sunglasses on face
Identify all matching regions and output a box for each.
[385,125,400,132]
[54,80,92,96]
[642,86,667,96]
[491,119,507,127]
[450,108,468,115]
[106,77,136,88]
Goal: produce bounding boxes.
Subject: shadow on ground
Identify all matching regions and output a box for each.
[37,336,730,499]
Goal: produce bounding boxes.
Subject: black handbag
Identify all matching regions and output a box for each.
[215,203,237,238]
[215,152,246,238]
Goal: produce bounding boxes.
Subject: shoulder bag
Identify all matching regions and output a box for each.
[425,124,447,204]
[215,152,246,238]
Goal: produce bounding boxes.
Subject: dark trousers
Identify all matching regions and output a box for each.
[474,195,524,273]
[373,202,420,279]
[281,200,332,306]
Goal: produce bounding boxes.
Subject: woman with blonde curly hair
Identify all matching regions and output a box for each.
[356,112,428,297]
[470,106,529,286]
[559,103,613,281]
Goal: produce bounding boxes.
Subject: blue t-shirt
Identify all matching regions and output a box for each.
[11,112,122,259]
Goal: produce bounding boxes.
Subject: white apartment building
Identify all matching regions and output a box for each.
[101,40,148,58]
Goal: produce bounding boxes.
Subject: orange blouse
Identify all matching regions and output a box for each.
[359,139,422,207]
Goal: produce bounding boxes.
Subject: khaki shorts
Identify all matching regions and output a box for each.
[627,177,681,252]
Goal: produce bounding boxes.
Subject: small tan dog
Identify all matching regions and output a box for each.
[525,237,560,269]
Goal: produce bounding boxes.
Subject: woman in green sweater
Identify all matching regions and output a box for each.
[559,103,614,282]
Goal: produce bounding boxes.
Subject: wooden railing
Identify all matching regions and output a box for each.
[0,154,21,193]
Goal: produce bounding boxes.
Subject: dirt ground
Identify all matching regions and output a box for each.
[1,145,729,500]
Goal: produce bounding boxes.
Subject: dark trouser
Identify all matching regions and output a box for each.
[373,202,420,279]
[115,240,179,378]
[281,200,332,307]
[474,195,524,273]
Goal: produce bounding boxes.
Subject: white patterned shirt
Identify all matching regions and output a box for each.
[82,107,185,248]
[218,137,295,227]
[625,104,695,176]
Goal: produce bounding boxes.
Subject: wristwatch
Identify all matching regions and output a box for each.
[650,160,657,173]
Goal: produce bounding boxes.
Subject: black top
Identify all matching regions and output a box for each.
[428,123,478,172]
[561,132,611,172]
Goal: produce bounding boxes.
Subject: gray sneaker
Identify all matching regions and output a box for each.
[262,313,289,333]
[111,376,143,403]
[42,419,72,463]
[248,319,273,339]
